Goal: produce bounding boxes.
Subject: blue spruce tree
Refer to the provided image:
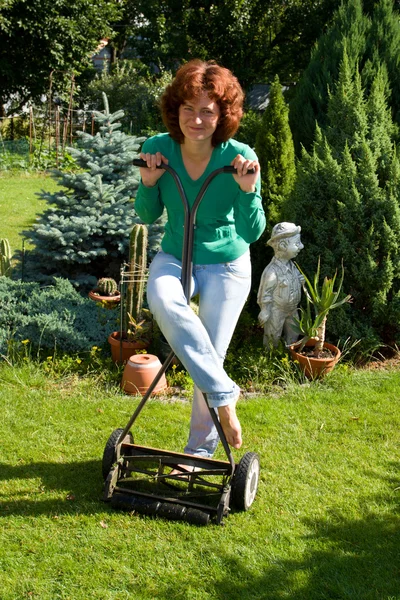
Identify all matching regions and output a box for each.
[24,94,164,287]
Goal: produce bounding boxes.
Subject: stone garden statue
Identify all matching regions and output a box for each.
[257,222,304,348]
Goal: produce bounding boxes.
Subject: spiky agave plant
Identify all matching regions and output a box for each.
[295,258,352,355]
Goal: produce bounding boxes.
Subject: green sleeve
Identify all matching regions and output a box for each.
[134,137,165,224]
[234,188,266,243]
[135,182,164,224]
[233,145,266,243]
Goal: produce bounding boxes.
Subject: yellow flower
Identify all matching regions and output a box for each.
[47,356,53,361]
[92,346,98,352]
[21,339,30,345]
[76,358,82,364]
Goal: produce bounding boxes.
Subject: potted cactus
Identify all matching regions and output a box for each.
[89,277,121,306]
[289,259,351,378]
[108,223,153,363]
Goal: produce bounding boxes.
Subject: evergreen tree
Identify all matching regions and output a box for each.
[23,94,165,287]
[284,50,400,351]
[366,0,400,128]
[289,0,400,153]
[289,0,369,152]
[326,48,368,152]
[252,75,296,297]
[255,75,296,230]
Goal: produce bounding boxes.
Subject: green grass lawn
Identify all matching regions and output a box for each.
[0,173,60,252]
[1,361,399,600]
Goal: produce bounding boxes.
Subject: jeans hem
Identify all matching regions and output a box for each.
[206,384,240,408]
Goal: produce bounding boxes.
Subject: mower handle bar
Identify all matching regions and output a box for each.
[132,158,255,174]
[122,156,250,467]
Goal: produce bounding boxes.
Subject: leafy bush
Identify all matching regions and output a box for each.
[235,109,262,148]
[85,60,171,136]
[0,137,79,173]
[28,140,78,172]
[0,276,118,355]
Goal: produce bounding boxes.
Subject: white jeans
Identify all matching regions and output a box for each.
[146,250,251,457]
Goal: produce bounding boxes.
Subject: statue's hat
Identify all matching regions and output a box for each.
[267,222,301,246]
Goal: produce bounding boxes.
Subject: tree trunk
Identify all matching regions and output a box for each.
[314,315,327,355]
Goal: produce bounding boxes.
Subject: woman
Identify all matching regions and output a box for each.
[135,59,265,462]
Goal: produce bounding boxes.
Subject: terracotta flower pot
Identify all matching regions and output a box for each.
[89,290,121,307]
[289,339,341,379]
[121,354,167,395]
[108,331,149,364]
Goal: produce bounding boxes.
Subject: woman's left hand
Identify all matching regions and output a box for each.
[231,154,260,193]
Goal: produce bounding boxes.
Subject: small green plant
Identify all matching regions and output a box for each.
[295,258,352,355]
[96,277,119,296]
[166,363,194,395]
[126,309,152,344]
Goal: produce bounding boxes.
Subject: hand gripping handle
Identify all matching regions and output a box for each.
[132,158,255,174]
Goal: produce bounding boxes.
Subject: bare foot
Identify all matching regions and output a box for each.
[169,465,198,479]
[217,403,242,449]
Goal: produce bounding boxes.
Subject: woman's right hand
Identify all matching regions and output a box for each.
[139,152,168,188]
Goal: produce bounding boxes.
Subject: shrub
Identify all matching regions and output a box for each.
[235,109,262,149]
[0,276,118,355]
[85,60,171,136]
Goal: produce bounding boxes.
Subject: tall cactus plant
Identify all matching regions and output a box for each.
[124,224,151,342]
[0,238,12,277]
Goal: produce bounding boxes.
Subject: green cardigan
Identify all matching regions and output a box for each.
[134,133,266,264]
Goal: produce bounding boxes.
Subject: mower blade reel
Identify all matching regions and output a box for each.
[111,493,211,525]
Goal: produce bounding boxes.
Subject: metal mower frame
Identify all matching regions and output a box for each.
[102,159,260,525]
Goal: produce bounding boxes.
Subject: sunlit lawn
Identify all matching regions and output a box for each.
[0,360,399,600]
[0,173,59,252]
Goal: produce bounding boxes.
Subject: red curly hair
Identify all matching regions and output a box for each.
[161,59,244,146]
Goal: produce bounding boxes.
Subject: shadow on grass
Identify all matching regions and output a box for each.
[159,464,399,600]
[210,476,400,600]
[0,459,107,517]
[209,517,400,600]
[1,458,399,599]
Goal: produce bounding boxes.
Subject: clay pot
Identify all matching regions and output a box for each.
[121,354,167,395]
[289,340,341,379]
[108,331,149,364]
[89,290,121,307]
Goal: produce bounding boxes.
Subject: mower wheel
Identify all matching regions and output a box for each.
[102,428,134,480]
[231,452,260,511]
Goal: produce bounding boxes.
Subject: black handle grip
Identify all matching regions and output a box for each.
[133,158,255,174]
[133,158,163,168]
[222,165,256,175]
